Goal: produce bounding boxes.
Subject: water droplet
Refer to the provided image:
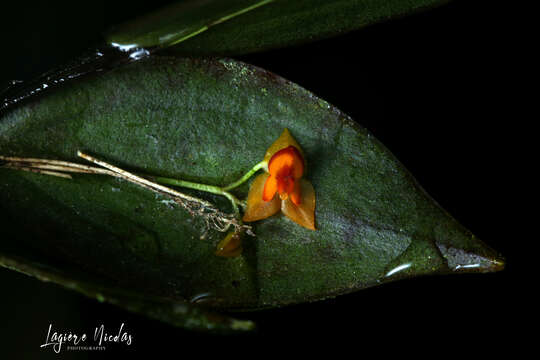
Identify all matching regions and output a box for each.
[385,263,412,278]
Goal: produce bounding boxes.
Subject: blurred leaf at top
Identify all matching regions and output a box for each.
[106,0,449,56]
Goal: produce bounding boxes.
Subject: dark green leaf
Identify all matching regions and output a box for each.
[0,253,254,333]
[0,57,503,329]
[106,0,449,56]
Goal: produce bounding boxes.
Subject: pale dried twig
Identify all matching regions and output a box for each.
[2,164,73,179]
[0,155,115,175]
[0,153,252,234]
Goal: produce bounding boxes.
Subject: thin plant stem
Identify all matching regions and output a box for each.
[76,151,213,208]
[3,164,73,179]
[0,155,115,175]
[150,175,245,216]
[222,161,265,191]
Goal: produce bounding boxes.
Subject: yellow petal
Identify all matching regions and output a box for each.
[263,128,306,170]
[243,173,281,222]
[281,179,316,230]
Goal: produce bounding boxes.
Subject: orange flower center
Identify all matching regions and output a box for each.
[262,146,304,205]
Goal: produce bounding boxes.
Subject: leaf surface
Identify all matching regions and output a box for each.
[0,57,503,328]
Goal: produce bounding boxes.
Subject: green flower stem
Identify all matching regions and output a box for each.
[223,161,266,191]
[152,176,243,216]
[150,162,265,217]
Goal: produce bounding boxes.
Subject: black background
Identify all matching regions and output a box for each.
[0,0,521,358]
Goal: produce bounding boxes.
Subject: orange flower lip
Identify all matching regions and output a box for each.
[263,146,304,205]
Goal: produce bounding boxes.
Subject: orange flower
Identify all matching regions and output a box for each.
[243,129,316,230]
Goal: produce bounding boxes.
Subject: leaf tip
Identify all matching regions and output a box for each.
[437,241,505,274]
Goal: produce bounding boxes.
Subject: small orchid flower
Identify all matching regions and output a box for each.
[242,129,316,230]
